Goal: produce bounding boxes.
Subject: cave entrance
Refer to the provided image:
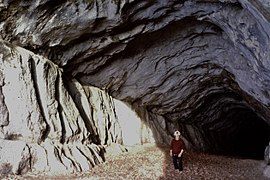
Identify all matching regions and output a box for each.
[230,110,270,159]
[206,108,270,160]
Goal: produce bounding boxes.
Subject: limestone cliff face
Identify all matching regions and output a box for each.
[0,41,153,174]
[0,0,270,175]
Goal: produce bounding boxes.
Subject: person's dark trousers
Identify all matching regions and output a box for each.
[172,154,183,171]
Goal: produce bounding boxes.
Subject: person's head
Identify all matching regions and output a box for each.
[174,130,181,139]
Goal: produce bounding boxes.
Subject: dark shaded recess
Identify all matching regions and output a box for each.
[187,88,270,159]
[203,105,270,160]
[228,109,270,159]
[34,0,67,12]
[120,0,157,22]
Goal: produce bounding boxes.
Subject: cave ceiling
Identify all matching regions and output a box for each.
[1,0,270,154]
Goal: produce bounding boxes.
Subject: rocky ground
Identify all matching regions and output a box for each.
[4,144,269,180]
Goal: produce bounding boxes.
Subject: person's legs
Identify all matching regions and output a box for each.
[172,155,179,169]
[178,156,183,171]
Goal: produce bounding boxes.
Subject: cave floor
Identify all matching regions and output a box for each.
[6,144,268,180]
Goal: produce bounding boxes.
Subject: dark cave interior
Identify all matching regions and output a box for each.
[201,106,270,159]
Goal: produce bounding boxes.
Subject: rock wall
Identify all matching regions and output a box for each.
[1,0,270,175]
[0,41,153,175]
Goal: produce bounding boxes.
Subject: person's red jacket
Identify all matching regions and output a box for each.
[171,138,185,154]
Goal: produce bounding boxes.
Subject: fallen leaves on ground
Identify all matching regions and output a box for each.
[5,143,268,180]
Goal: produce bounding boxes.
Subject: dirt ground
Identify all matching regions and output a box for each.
[4,143,269,180]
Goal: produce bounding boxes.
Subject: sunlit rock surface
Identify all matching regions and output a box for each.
[0,41,153,175]
[1,0,270,176]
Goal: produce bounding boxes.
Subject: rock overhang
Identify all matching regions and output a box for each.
[64,1,270,158]
[1,0,270,159]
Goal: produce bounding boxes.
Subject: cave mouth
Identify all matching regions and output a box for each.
[203,108,270,160]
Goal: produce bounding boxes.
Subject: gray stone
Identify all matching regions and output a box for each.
[0,40,152,175]
[265,142,270,164]
[0,70,8,126]
[0,139,31,175]
[0,0,270,176]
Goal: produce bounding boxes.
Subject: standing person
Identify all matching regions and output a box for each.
[170,130,185,172]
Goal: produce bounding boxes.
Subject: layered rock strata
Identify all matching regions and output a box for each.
[0,41,153,175]
[0,0,270,175]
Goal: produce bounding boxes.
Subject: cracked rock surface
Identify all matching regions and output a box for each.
[1,0,270,176]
